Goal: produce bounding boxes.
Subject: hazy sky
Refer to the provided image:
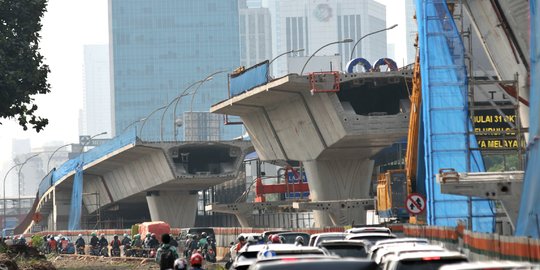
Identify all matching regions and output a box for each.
[0,0,407,168]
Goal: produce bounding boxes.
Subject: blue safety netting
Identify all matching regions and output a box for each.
[37,128,138,229]
[230,61,269,97]
[416,0,494,232]
[516,0,540,237]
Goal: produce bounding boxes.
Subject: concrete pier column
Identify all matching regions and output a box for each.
[146,191,198,227]
[53,188,71,230]
[304,159,374,227]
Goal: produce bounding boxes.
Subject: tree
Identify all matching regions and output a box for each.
[0,0,50,132]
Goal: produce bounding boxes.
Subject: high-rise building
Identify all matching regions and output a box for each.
[264,0,387,76]
[239,0,273,68]
[82,44,112,138]
[109,0,242,141]
[405,0,416,64]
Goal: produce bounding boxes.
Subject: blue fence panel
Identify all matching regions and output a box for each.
[416,0,494,232]
[285,172,309,199]
[230,61,269,97]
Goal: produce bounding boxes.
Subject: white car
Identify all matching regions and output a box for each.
[308,232,348,246]
[345,226,392,234]
[379,250,468,270]
[373,244,447,264]
[233,243,326,270]
[345,232,397,245]
[368,238,430,260]
[440,261,540,270]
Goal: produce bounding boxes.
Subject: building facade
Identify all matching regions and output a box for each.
[82,44,112,138]
[239,1,273,69]
[109,0,242,141]
[263,0,387,76]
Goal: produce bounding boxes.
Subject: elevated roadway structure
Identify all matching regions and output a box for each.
[18,133,251,233]
[211,71,412,226]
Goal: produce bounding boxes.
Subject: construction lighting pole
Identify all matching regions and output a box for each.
[269,49,305,66]
[47,143,72,172]
[349,24,398,61]
[123,118,145,134]
[301,39,353,75]
[189,70,228,112]
[139,106,166,139]
[3,163,21,228]
[17,153,40,217]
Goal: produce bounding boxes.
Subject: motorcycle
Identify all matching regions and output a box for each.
[76,245,85,255]
[89,245,100,256]
[205,247,217,263]
[99,245,109,257]
[123,243,132,257]
[111,247,121,257]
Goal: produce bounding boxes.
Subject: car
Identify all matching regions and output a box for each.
[373,244,447,264]
[345,233,397,245]
[308,232,348,246]
[368,238,430,260]
[247,257,378,270]
[1,228,14,239]
[232,243,327,270]
[379,250,468,270]
[439,261,540,270]
[345,226,392,234]
[318,240,371,258]
[276,232,310,245]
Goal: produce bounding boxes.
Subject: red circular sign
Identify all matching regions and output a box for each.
[405,193,426,215]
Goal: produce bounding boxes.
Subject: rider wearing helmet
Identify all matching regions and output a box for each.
[190,252,204,270]
[270,234,281,244]
[121,233,131,246]
[235,235,246,252]
[174,258,188,270]
[90,232,99,248]
[75,234,85,253]
[197,232,208,250]
[148,233,159,249]
[294,236,304,246]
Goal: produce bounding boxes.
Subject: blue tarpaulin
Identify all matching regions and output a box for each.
[516,0,540,237]
[230,61,269,97]
[416,0,494,232]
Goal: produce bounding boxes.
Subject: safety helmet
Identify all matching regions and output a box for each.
[123,233,128,237]
[174,258,188,270]
[238,235,245,242]
[135,234,140,239]
[58,234,63,238]
[190,252,204,266]
[146,233,151,237]
[151,233,156,237]
[91,232,96,237]
[295,236,304,244]
[114,235,118,239]
[78,234,82,238]
[270,234,281,243]
[100,233,105,237]
[201,232,207,238]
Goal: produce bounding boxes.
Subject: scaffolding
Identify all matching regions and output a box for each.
[82,192,101,230]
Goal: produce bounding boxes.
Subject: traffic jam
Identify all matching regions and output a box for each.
[221,226,537,270]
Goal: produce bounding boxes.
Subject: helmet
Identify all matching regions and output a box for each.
[238,235,245,242]
[91,232,96,237]
[146,233,151,237]
[151,233,156,238]
[201,232,207,238]
[58,234,63,238]
[114,235,118,239]
[78,234,82,238]
[100,233,105,238]
[174,258,188,270]
[270,234,281,243]
[295,236,304,244]
[123,233,128,238]
[246,235,258,243]
[190,252,204,266]
[135,234,140,239]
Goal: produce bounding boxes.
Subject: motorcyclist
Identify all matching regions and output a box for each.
[174,258,188,270]
[269,234,281,244]
[75,234,85,254]
[235,235,246,253]
[110,235,122,257]
[190,252,204,270]
[121,233,131,256]
[148,233,159,249]
[131,234,143,257]
[90,232,99,248]
[197,232,208,251]
[99,233,109,256]
[144,233,152,248]
[17,235,26,245]
[294,236,304,246]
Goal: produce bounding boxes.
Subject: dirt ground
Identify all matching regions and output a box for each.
[49,255,160,270]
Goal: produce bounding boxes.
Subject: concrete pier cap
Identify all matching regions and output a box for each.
[211,71,412,226]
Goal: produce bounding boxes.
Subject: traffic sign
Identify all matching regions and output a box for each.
[405,193,426,215]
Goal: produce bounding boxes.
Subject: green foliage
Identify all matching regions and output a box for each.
[484,154,519,172]
[0,0,50,132]
[31,234,44,248]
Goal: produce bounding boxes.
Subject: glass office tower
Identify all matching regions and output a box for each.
[109,0,241,141]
